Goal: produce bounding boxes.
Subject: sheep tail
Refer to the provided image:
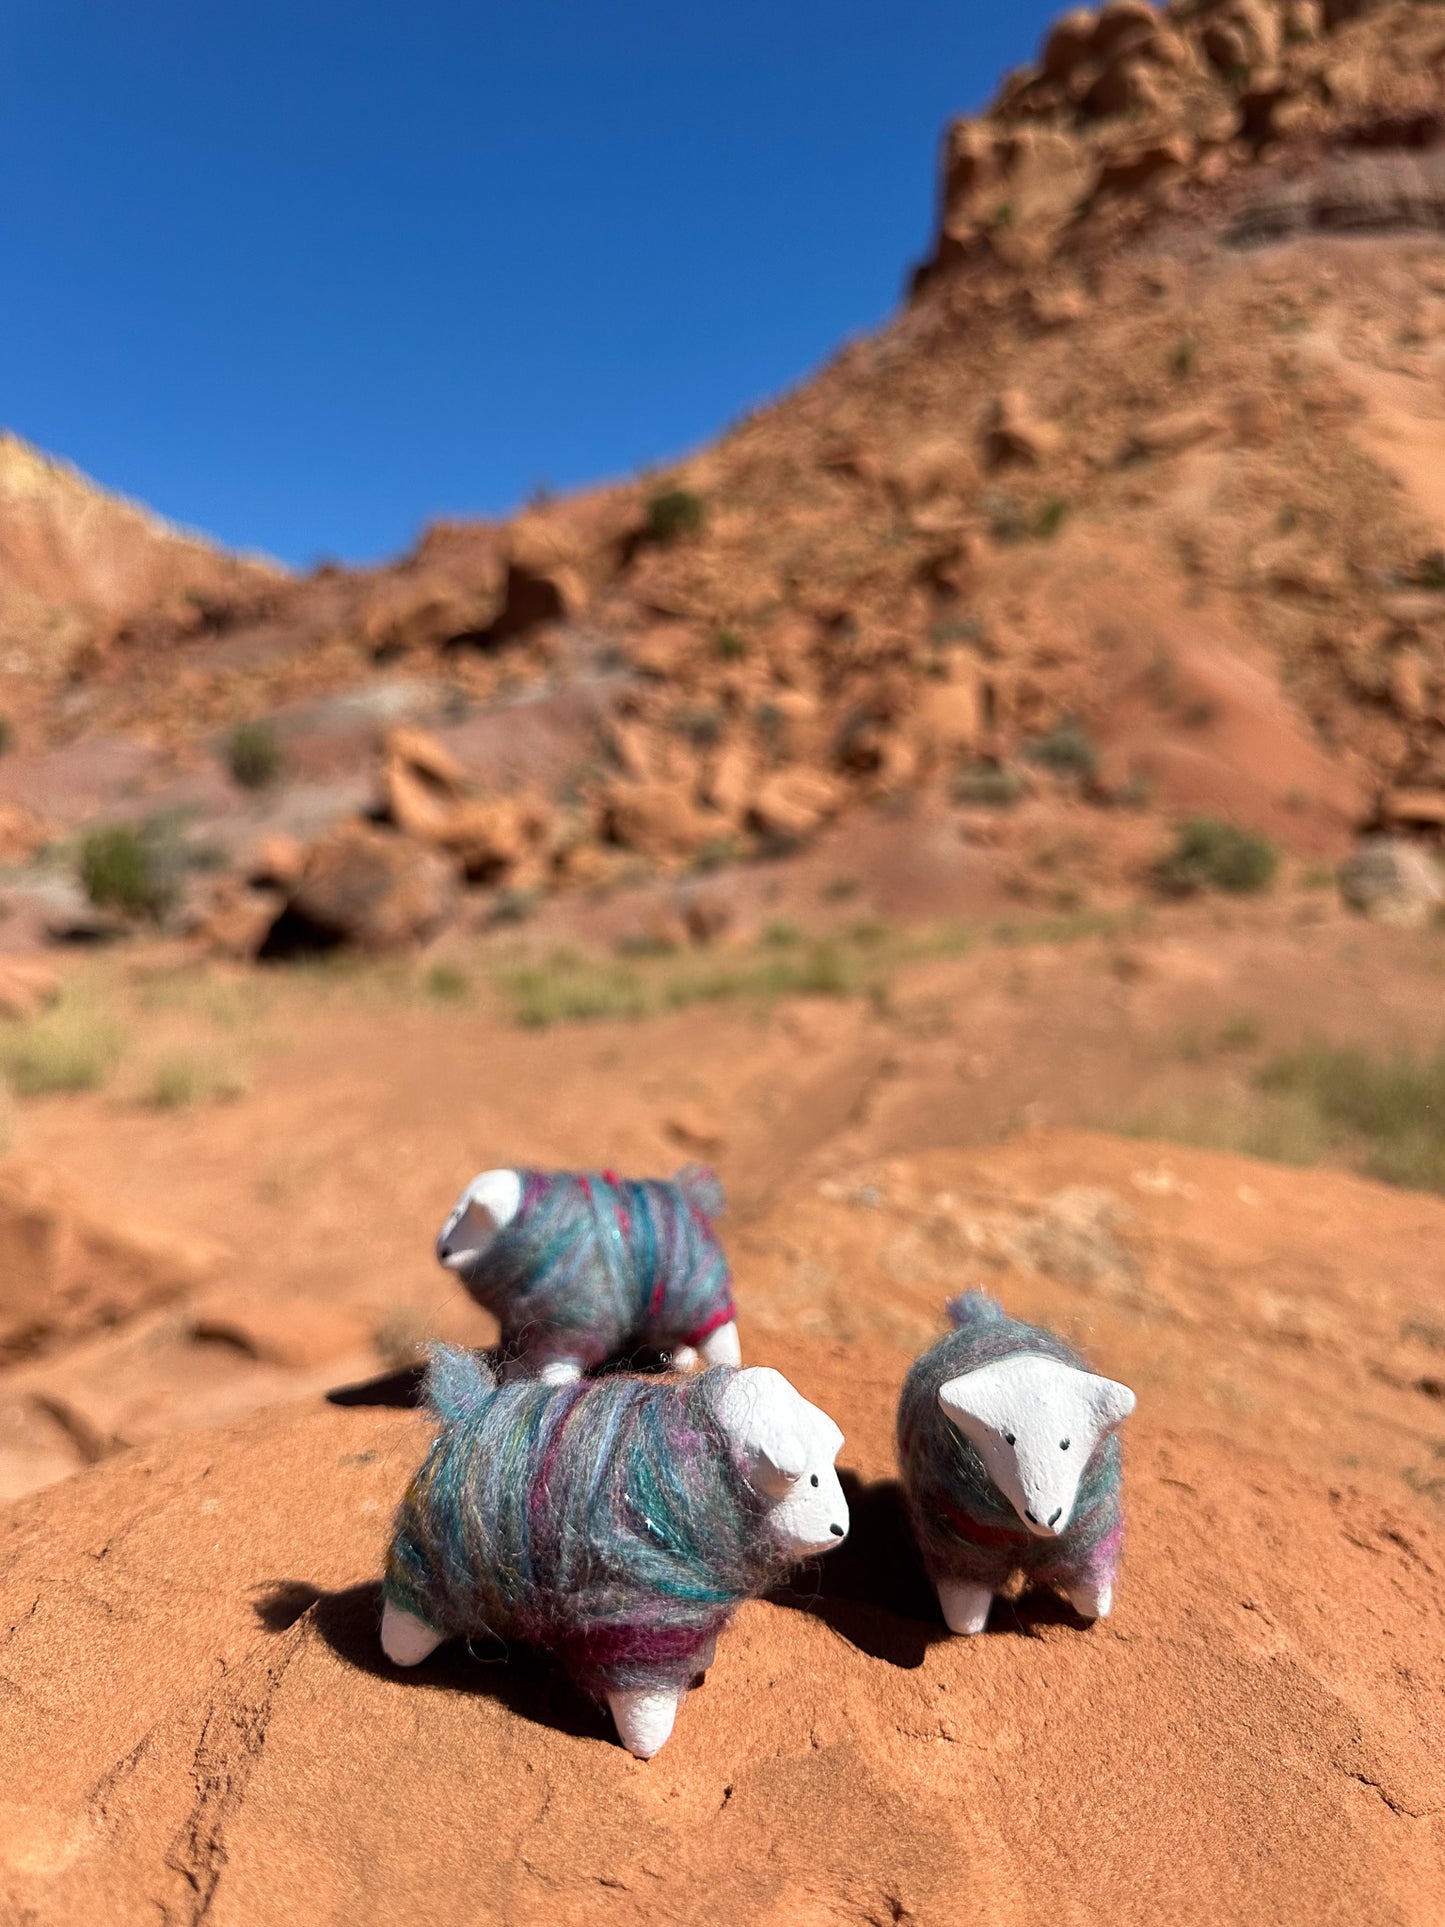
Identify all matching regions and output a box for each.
[945,1290,1008,1332]
[423,1345,498,1426]
[674,1163,726,1222]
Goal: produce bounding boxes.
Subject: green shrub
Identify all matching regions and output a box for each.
[227,720,284,790]
[645,488,705,545]
[1156,817,1278,896]
[713,630,748,661]
[0,999,126,1096]
[1026,724,1098,780]
[78,824,177,920]
[424,962,471,1001]
[1035,498,1071,539]
[0,718,13,757]
[1258,1045,1445,1192]
[953,762,1027,807]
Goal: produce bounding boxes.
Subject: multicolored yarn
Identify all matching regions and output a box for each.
[454,1164,734,1371]
[896,1292,1123,1592]
[385,1347,787,1699]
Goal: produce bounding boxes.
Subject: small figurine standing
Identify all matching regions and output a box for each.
[897,1292,1136,1636]
[382,1350,848,1757]
[436,1164,739,1383]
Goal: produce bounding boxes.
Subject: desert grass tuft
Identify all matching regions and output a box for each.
[144,1049,249,1110]
[0,992,126,1096]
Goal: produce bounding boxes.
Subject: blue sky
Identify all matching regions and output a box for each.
[1,2,1060,567]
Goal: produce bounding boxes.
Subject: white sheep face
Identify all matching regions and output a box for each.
[937,1355,1135,1538]
[436,1168,522,1274]
[715,1366,848,1557]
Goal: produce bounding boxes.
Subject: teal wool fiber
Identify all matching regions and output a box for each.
[896,1293,1124,1593]
[385,1348,787,1700]
[451,1164,733,1372]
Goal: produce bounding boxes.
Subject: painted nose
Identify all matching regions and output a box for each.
[829,1522,846,1538]
[1048,1508,1062,1528]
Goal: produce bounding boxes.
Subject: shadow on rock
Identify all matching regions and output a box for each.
[254,1577,612,1745]
[326,1365,427,1409]
[326,1345,682,1410]
[766,1472,1093,1666]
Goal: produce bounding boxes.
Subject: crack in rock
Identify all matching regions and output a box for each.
[160,1625,305,1924]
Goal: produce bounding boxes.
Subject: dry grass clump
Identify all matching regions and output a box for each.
[0,991,126,1095]
[144,1050,249,1110]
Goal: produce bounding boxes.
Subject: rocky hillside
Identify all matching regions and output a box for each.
[1,0,1442,958]
[0,433,280,693]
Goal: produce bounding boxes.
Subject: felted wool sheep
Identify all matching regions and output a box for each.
[381,1347,849,1758]
[897,1292,1136,1636]
[435,1164,739,1383]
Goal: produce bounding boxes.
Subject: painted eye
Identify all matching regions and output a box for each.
[1004,1432,1016,1446]
[1060,1438,1071,1451]
[810,1474,819,1487]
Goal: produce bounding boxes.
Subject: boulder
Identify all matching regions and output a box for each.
[246,836,305,891]
[1125,408,1222,459]
[0,1160,228,1362]
[443,795,553,883]
[384,726,466,795]
[194,879,287,961]
[982,390,1063,468]
[886,437,979,509]
[601,780,717,860]
[749,769,844,840]
[914,670,984,761]
[705,741,757,824]
[281,824,459,952]
[1380,790,1445,830]
[760,688,827,763]
[1339,836,1445,927]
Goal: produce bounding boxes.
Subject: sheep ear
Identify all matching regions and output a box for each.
[1085,1374,1136,1431]
[937,1373,998,1435]
[715,1366,809,1489]
[436,1169,522,1271]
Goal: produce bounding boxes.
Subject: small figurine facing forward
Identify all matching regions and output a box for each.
[897,1292,1136,1636]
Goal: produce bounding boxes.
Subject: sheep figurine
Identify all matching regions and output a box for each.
[381,1348,848,1758]
[435,1164,740,1384]
[897,1292,1136,1636]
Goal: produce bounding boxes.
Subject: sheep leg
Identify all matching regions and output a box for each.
[380,1600,445,1666]
[938,1579,993,1636]
[608,1685,684,1759]
[697,1320,742,1368]
[1062,1578,1113,1622]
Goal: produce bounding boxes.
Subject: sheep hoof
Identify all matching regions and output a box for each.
[1063,1580,1112,1622]
[671,1345,698,1372]
[697,1321,742,1369]
[608,1686,682,1759]
[381,1601,444,1666]
[938,1580,993,1636]
[537,1358,583,1387]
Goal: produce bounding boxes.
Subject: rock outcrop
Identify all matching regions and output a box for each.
[0,1323,1439,1924]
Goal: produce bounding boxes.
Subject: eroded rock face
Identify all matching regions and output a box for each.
[914,0,1445,295]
